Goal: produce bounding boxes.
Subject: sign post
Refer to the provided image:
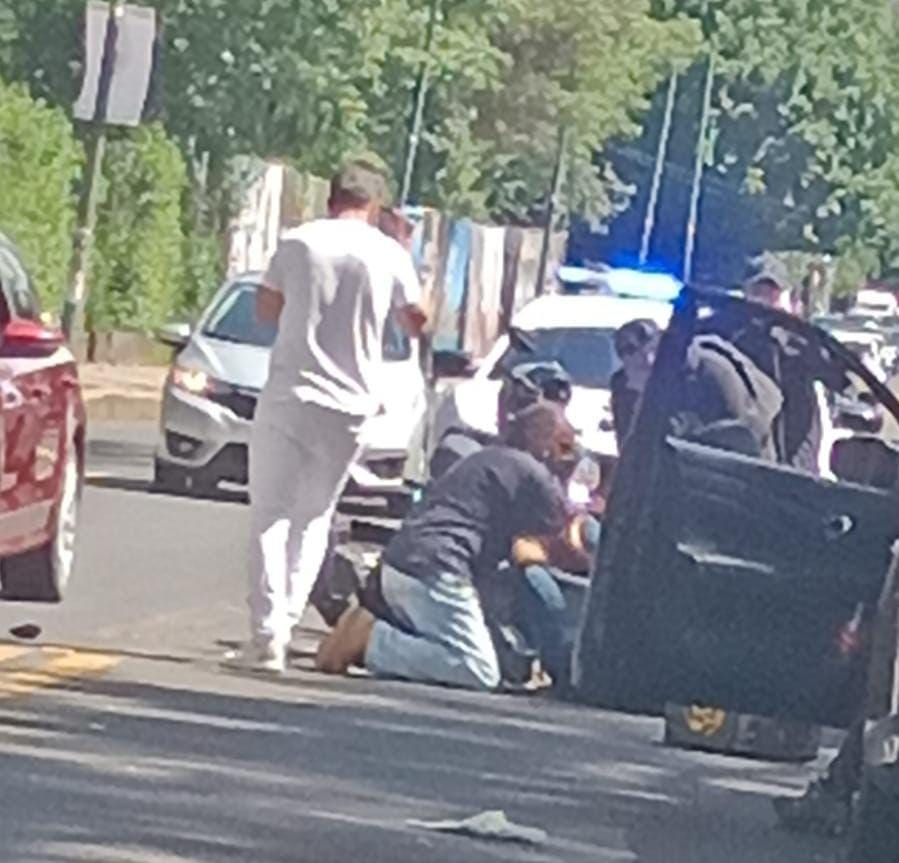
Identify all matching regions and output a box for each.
[63,1,159,356]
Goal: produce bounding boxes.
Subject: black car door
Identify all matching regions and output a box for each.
[574,289,899,729]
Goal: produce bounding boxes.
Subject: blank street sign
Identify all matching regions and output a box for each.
[74,1,159,127]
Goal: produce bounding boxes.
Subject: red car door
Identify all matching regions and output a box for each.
[0,245,72,557]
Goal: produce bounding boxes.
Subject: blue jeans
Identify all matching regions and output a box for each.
[365,564,501,691]
[500,517,601,686]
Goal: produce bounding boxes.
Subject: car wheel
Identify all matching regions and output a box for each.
[1,441,82,603]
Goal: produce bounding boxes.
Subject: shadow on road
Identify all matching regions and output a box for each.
[0,662,844,863]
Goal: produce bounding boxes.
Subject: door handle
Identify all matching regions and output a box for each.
[824,514,855,541]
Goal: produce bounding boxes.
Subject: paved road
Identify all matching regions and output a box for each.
[0,422,844,862]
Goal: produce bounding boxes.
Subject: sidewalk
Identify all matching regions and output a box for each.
[80,363,168,423]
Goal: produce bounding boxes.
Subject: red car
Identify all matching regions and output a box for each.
[0,235,85,602]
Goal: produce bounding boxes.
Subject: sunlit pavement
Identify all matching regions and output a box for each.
[0,423,844,862]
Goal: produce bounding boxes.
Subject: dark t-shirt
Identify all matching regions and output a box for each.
[384,446,568,585]
[610,369,642,451]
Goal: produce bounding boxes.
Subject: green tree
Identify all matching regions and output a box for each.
[651,0,899,278]
[89,124,187,330]
[0,78,81,311]
[381,0,701,223]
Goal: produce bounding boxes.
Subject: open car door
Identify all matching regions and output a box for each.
[574,288,899,729]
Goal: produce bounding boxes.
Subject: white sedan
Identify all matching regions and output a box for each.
[430,292,673,460]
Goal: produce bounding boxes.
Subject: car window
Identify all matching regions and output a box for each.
[202,282,278,348]
[0,246,40,321]
[202,281,413,360]
[489,327,619,388]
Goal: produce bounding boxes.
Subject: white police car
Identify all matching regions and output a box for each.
[430,269,677,460]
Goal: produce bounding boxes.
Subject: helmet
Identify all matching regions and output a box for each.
[498,360,572,437]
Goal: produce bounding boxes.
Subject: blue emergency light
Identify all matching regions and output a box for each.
[557,265,681,302]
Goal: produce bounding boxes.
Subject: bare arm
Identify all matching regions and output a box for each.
[396,302,429,338]
[512,516,592,571]
[257,285,284,325]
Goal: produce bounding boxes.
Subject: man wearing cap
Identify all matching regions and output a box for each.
[610,319,661,451]
[725,258,829,474]
[240,159,427,673]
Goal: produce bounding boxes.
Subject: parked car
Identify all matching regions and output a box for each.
[154,274,426,497]
[429,290,673,462]
[574,287,899,741]
[0,234,86,603]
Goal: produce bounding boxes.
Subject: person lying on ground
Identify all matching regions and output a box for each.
[479,513,601,692]
[314,401,581,691]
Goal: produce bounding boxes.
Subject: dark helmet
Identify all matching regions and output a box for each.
[498,360,572,438]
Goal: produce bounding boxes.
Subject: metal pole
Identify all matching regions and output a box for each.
[400,0,439,207]
[640,72,678,267]
[535,126,569,296]
[683,52,715,285]
[62,1,121,354]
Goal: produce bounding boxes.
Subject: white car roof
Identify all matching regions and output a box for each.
[511,293,672,332]
[831,329,885,346]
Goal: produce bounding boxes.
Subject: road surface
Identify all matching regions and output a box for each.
[0,422,844,862]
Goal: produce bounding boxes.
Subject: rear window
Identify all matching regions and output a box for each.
[491,327,619,389]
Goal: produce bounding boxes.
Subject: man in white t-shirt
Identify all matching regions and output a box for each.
[240,160,426,673]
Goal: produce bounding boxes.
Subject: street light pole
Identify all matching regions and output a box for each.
[535,125,569,296]
[640,72,679,267]
[62,1,122,356]
[400,0,439,207]
[683,52,716,285]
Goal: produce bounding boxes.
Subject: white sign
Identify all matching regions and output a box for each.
[74,2,158,127]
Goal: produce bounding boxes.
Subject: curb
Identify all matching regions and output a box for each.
[85,395,161,424]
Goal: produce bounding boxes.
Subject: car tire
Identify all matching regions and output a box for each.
[1,441,82,603]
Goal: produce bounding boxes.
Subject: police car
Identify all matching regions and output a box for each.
[429,268,677,461]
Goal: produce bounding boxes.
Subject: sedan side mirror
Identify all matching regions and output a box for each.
[0,319,65,357]
[156,322,192,349]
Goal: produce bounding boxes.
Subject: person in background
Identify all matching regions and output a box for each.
[720,259,830,474]
[610,319,660,451]
[315,402,580,691]
[238,159,427,673]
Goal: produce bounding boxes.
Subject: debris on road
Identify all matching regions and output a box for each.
[407,810,548,845]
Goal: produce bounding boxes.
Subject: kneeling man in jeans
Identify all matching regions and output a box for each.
[316,402,576,690]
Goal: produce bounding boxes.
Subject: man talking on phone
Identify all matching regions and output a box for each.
[237,159,427,673]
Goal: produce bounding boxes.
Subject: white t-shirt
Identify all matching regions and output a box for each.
[257,218,421,427]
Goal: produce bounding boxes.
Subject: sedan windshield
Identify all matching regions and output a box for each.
[203,281,277,348]
[202,280,413,359]
[491,327,620,389]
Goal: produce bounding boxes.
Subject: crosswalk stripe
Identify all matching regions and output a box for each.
[0,648,117,699]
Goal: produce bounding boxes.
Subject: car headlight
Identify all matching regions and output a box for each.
[171,365,216,396]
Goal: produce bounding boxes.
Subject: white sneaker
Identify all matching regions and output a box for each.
[224,640,287,674]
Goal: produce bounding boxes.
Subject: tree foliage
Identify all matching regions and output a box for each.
[89,124,187,330]
[651,0,899,276]
[0,78,81,311]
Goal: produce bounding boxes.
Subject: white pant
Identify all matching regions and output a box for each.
[365,564,501,691]
[248,407,361,647]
